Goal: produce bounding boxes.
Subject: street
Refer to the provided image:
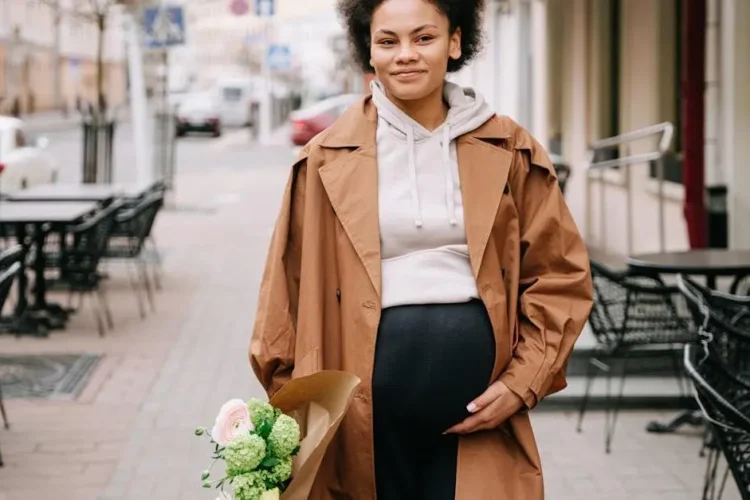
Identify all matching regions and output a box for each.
[41,122,293,185]
[0,126,741,500]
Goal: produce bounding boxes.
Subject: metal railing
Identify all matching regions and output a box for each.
[586,122,674,255]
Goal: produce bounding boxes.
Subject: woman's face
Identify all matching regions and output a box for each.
[370,0,461,102]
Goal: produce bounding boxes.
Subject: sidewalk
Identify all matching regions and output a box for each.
[0,157,741,499]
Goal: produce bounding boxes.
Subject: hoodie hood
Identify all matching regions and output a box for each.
[370,79,495,227]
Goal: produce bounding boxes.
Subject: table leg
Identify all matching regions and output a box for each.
[8,224,48,337]
[28,226,67,329]
[12,224,29,318]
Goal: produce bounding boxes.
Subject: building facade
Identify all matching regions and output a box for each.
[457,0,750,257]
[0,0,127,116]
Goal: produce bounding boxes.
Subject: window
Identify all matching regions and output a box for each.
[588,0,621,164]
[649,0,683,184]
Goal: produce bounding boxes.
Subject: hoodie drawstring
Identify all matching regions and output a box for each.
[406,127,423,228]
[442,125,457,226]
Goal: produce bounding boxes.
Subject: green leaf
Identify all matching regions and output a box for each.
[261,456,280,468]
[257,420,273,439]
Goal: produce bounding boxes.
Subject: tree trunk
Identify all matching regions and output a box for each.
[97,13,106,117]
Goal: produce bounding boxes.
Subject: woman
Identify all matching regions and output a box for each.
[250,0,593,498]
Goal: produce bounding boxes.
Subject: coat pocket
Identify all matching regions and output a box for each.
[292,346,320,379]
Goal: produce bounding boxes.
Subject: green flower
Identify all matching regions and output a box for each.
[267,415,300,458]
[268,456,293,484]
[225,434,267,476]
[247,399,276,430]
[232,471,266,500]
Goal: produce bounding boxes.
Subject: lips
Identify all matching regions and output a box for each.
[391,70,426,80]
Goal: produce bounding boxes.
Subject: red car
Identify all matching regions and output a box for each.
[290,94,361,146]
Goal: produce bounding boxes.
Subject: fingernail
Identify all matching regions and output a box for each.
[467,402,477,413]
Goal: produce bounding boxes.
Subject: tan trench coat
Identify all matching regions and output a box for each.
[250,96,593,500]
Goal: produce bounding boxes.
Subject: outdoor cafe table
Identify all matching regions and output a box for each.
[628,249,750,293]
[0,201,99,335]
[7,183,121,204]
[627,249,750,433]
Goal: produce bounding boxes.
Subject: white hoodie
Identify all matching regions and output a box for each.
[371,79,496,309]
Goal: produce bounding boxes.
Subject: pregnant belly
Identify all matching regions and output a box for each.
[372,299,496,436]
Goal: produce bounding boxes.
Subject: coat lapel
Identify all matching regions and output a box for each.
[457,132,514,279]
[319,145,381,296]
[318,99,381,296]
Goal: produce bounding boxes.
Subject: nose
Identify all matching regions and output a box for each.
[395,42,418,64]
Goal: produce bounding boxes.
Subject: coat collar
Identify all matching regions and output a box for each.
[317,96,515,296]
[319,95,514,148]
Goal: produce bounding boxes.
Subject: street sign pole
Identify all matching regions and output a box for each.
[255,0,274,145]
[260,18,271,145]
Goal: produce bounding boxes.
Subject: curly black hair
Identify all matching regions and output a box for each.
[337,0,485,74]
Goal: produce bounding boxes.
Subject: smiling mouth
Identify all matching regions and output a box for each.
[392,70,426,78]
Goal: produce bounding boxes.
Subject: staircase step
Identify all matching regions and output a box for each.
[535,347,695,411]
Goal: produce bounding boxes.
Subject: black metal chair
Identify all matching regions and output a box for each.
[0,260,22,467]
[48,201,124,337]
[678,275,750,499]
[577,259,698,453]
[0,245,24,333]
[104,192,165,317]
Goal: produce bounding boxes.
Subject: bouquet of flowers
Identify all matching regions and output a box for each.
[195,398,301,500]
[195,371,360,500]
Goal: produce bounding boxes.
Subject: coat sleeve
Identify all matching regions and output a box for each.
[499,136,593,409]
[249,151,308,397]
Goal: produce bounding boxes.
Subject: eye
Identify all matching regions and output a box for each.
[377,39,396,46]
[416,35,434,43]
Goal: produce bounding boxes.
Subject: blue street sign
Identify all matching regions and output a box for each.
[254,0,274,17]
[267,44,291,70]
[144,5,186,49]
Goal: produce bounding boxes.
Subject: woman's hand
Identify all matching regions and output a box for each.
[444,381,524,435]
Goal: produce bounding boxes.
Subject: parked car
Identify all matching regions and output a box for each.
[175,93,222,138]
[289,94,361,146]
[0,116,58,195]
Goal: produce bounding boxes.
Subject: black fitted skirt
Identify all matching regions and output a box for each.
[372,299,496,500]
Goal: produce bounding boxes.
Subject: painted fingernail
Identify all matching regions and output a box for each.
[467,402,477,413]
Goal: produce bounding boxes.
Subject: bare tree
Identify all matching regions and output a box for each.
[41,0,121,115]
[80,0,120,114]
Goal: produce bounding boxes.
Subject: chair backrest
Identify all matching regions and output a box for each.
[63,199,124,277]
[0,261,21,314]
[0,245,23,270]
[114,191,163,247]
[589,259,693,346]
[677,274,750,383]
[137,191,164,241]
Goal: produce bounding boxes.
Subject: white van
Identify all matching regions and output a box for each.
[215,77,261,128]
